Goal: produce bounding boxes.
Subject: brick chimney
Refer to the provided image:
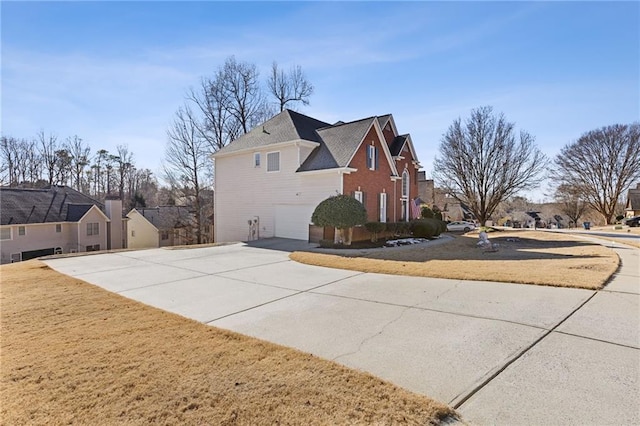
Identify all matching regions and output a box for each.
[105,197,123,250]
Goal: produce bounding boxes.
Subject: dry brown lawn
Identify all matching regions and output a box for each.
[291,230,619,289]
[590,226,640,249]
[1,261,454,425]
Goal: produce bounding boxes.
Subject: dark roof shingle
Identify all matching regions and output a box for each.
[135,206,195,230]
[0,186,104,225]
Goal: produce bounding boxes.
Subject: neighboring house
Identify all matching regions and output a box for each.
[416,174,477,222]
[625,183,640,218]
[0,186,123,264]
[126,206,197,249]
[212,109,421,242]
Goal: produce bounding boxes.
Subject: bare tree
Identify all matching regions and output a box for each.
[36,130,59,185]
[554,184,588,228]
[267,62,314,112]
[553,123,640,225]
[114,144,134,200]
[221,56,266,134]
[187,74,239,152]
[0,136,18,186]
[65,135,91,192]
[433,106,548,225]
[164,105,208,244]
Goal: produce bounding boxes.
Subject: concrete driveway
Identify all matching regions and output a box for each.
[45,237,639,425]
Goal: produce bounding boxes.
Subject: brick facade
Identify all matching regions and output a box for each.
[342,124,419,224]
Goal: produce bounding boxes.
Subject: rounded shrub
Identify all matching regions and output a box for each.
[364,221,387,242]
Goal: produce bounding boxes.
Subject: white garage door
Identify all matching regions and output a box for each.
[274,204,315,240]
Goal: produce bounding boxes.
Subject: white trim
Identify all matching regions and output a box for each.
[343,119,399,177]
[125,208,160,232]
[253,152,261,167]
[367,145,376,170]
[0,227,12,241]
[297,167,357,176]
[354,190,363,203]
[379,192,387,223]
[78,205,111,223]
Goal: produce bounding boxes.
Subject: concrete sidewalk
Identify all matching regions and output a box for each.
[44,238,639,425]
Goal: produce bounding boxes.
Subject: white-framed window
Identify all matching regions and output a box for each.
[18,226,26,236]
[354,191,363,204]
[56,224,62,233]
[0,227,12,241]
[254,152,261,167]
[402,170,410,198]
[366,145,378,170]
[87,222,99,236]
[379,193,387,223]
[267,151,280,172]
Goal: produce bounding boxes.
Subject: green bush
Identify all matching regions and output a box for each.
[432,206,443,221]
[312,195,367,245]
[385,221,414,237]
[364,221,387,242]
[421,206,434,219]
[410,219,447,238]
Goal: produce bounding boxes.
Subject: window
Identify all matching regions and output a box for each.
[161,230,169,240]
[254,152,261,167]
[131,230,136,237]
[86,244,100,252]
[379,193,387,223]
[366,145,378,170]
[86,222,99,236]
[56,224,62,233]
[0,227,11,240]
[18,226,26,236]
[267,152,280,172]
[354,191,363,204]
[402,170,410,198]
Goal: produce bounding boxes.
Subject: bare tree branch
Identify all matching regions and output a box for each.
[267,62,314,112]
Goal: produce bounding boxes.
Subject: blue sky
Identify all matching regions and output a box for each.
[2,1,638,201]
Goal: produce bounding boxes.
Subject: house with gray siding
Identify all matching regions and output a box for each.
[0,186,123,264]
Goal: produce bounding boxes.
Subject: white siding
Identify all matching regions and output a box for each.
[78,208,109,252]
[126,210,160,249]
[0,222,74,264]
[214,144,342,242]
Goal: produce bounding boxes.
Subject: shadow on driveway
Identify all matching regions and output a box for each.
[244,238,318,253]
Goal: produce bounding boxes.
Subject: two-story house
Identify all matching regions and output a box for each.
[0,186,123,264]
[212,109,421,242]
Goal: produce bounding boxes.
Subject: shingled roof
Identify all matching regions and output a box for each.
[134,206,195,230]
[214,110,330,156]
[214,109,411,174]
[299,117,377,172]
[0,186,104,225]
